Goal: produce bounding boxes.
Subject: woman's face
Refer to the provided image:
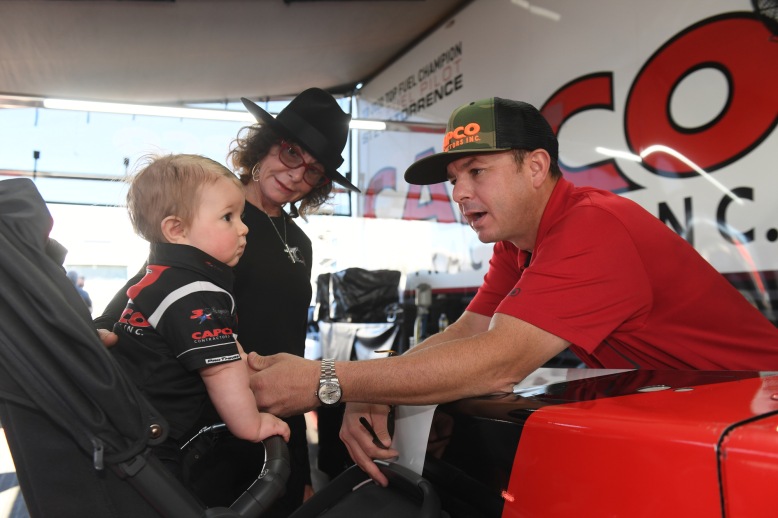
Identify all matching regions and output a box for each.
[249,142,319,213]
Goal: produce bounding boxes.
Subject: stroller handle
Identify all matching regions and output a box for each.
[229,434,291,517]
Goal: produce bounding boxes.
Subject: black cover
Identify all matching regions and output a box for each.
[325,268,401,323]
[0,178,177,516]
[0,178,166,467]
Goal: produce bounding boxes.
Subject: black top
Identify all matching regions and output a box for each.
[232,201,312,356]
[94,200,315,500]
[110,242,239,440]
[96,202,313,357]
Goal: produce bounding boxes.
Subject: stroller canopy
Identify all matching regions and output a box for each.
[0,177,166,468]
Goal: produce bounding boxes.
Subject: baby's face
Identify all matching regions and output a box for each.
[184,177,248,267]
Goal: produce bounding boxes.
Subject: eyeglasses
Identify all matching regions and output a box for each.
[277,140,330,188]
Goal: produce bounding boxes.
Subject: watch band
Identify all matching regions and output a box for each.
[317,358,342,405]
[321,358,337,382]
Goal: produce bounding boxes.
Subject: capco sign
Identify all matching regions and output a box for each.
[544,13,776,189]
[365,11,778,253]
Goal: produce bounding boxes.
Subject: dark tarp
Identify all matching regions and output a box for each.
[321,268,401,323]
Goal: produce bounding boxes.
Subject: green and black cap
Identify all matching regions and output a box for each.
[404,97,558,185]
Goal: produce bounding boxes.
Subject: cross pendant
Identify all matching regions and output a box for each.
[284,244,303,264]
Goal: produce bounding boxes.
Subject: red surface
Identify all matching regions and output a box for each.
[720,413,778,517]
[500,375,778,518]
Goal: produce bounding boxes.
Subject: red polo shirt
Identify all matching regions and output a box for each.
[467,178,778,369]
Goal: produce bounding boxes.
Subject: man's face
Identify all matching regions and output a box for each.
[446,150,542,249]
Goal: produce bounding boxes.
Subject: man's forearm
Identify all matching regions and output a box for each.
[335,312,566,407]
[338,337,511,405]
[335,311,496,405]
[404,310,487,355]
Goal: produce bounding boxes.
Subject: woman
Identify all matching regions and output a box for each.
[95,87,359,516]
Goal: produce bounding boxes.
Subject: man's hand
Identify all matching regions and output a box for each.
[247,352,320,417]
[97,328,118,348]
[339,403,399,487]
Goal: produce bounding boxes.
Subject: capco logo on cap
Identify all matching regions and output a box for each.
[443,122,481,152]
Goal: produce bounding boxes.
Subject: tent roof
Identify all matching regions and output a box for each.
[0,0,471,104]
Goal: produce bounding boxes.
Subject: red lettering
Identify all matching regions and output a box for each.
[625,14,777,176]
[403,183,458,222]
[541,72,639,193]
[362,167,397,218]
[119,307,133,322]
[402,147,458,223]
[119,308,149,327]
[192,328,233,340]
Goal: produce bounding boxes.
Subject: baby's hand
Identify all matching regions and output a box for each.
[97,328,119,348]
[256,413,290,443]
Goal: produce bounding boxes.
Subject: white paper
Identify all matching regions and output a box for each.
[389,404,437,476]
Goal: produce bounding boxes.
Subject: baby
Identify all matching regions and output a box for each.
[111,154,289,476]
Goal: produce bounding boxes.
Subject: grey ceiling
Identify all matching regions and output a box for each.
[0,0,471,105]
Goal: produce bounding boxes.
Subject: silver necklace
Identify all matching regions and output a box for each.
[265,212,304,264]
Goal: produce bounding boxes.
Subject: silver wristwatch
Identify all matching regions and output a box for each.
[316,359,342,405]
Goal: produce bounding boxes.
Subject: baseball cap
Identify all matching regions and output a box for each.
[404,97,558,185]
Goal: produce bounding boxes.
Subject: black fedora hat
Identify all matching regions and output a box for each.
[241,88,360,193]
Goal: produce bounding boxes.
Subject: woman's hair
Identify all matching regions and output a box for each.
[126,153,240,243]
[227,124,333,217]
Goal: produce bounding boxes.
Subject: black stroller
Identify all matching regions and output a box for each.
[0,177,444,518]
[0,178,288,517]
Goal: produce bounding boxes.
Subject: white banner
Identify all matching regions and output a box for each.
[356,0,778,276]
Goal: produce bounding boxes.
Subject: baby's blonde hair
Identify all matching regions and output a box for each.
[127,154,241,243]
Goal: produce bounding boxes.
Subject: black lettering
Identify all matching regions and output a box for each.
[417,42,463,82]
[658,196,694,246]
[717,187,754,244]
[385,87,397,104]
[401,75,464,119]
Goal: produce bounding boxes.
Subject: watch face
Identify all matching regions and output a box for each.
[318,381,342,405]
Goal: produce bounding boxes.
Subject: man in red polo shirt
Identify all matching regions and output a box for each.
[248,97,778,486]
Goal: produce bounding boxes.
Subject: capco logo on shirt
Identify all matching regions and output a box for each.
[192,327,234,340]
[119,307,150,327]
[190,308,213,323]
[191,307,231,323]
[443,122,481,152]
